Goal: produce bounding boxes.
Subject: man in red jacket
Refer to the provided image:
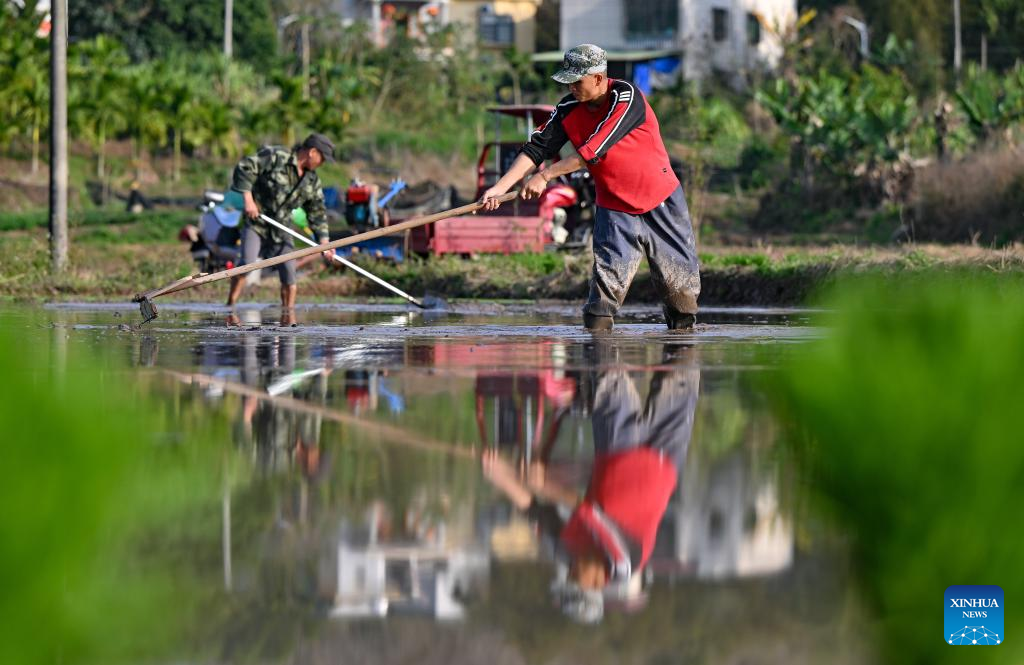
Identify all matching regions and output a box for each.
[481,44,700,331]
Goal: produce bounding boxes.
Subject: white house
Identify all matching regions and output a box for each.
[330,0,544,54]
[557,0,797,86]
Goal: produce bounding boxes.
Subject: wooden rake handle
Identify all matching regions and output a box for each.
[134,190,520,302]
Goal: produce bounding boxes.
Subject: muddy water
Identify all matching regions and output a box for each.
[28,302,872,664]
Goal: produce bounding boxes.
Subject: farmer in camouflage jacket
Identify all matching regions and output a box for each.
[226,133,336,321]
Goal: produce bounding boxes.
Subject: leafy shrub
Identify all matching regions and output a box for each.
[737,134,787,188]
[652,83,752,167]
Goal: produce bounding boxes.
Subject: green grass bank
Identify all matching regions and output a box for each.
[3,215,1023,306]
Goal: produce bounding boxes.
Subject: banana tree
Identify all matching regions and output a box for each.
[955,63,1024,142]
[757,61,921,202]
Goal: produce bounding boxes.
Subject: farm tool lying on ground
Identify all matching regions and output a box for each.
[132,192,519,325]
[257,212,428,308]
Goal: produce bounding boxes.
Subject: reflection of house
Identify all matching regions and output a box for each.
[331,0,544,53]
[552,0,797,86]
[488,514,539,560]
[332,511,490,620]
[653,450,793,580]
[333,544,490,619]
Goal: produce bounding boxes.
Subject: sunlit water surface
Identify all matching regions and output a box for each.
[16,301,873,664]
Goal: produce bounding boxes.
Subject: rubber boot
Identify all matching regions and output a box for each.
[665,310,696,331]
[583,312,614,331]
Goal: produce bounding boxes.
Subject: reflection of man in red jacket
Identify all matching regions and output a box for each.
[482,347,700,622]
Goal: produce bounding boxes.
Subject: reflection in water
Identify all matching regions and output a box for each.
[165,315,795,630]
[333,501,490,620]
[481,342,703,623]
[668,438,793,581]
[9,302,867,663]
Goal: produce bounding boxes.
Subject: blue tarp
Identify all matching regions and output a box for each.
[323,186,340,211]
[633,56,681,95]
[335,236,405,263]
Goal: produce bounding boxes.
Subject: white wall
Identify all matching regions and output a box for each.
[560,0,626,51]
[558,0,796,85]
[684,0,794,82]
[742,0,795,67]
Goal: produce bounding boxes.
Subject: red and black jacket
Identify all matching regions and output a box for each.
[520,79,680,215]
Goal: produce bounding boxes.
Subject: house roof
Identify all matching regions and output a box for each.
[532,48,682,63]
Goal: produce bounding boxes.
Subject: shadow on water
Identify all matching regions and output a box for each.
[3,303,869,665]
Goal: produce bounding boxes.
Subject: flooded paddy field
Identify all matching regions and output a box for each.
[8,302,875,664]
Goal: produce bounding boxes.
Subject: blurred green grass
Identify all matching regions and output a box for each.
[772,273,1024,664]
[0,313,224,664]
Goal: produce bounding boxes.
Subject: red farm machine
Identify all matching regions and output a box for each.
[409,105,595,256]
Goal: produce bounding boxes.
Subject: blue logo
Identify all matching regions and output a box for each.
[945,585,1003,645]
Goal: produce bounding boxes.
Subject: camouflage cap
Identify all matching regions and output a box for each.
[301,132,336,162]
[552,44,608,84]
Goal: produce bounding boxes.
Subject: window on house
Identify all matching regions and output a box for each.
[747,12,761,46]
[712,8,729,42]
[625,0,678,40]
[478,7,515,46]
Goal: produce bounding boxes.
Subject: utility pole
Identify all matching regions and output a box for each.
[49,0,68,272]
[224,0,234,59]
[371,0,382,46]
[953,0,962,77]
[301,21,310,99]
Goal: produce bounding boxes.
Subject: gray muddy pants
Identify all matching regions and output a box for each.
[584,184,701,323]
[240,226,297,286]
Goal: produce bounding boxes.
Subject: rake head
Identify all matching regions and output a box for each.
[133,295,159,326]
[421,293,452,311]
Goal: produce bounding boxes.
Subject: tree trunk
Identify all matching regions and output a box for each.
[97,125,106,179]
[511,68,522,106]
[371,65,394,121]
[301,22,310,100]
[32,118,39,175]
[174,127,181,182]
[132,137,141,181]
[224,0,233,58]
[953,0,962,79]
